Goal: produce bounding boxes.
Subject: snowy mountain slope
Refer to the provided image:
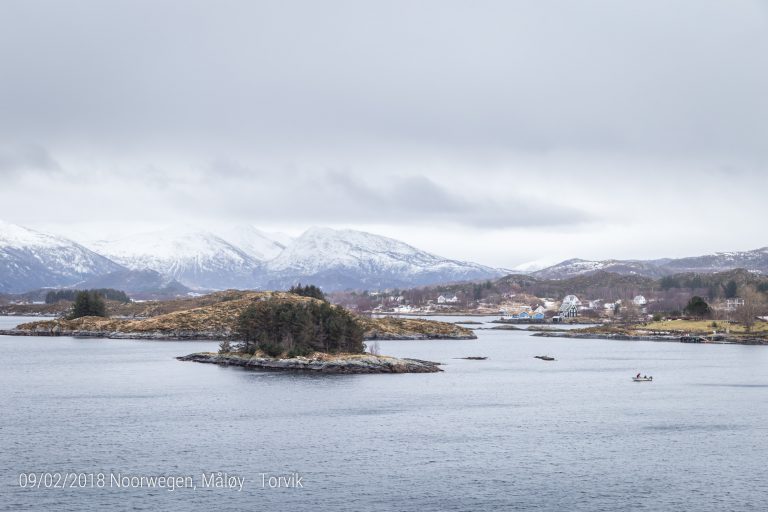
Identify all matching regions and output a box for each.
[90,226,263,289]
[264,227,503,290]
[661,247,768,274]
[6,219,765,293]
[511,259,557,273]
[0,220,124,293]
[76,269,190,296]
[532,248,768,280]
[531,258,666,279]
[217,224,287,260]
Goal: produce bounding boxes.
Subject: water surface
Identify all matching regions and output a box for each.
[1,324,767,511]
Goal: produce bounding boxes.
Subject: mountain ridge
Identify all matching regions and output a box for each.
[2,219,766,294]
[532,247,768,280]
[0,220,124,293]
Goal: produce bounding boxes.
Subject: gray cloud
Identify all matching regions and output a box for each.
[1,0,766,163]
[0,144,61,176]
[0,1,766,265]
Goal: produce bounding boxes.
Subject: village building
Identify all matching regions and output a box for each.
[559,302,579,318]
[562,294,581,307]
[633,295,647,306]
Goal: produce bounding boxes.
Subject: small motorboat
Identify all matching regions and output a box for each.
[632,376,653,382]
[534,355,555,361]
[457,356,488,360]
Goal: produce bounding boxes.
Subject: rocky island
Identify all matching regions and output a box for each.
[1,289,460,374]
[3,290,475,341]
[177,352,443,373]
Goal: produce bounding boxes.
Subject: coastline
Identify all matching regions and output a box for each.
[0,327,475,341]
[531,331,768,345]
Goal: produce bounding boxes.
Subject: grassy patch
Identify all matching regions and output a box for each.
[636,319,768,335]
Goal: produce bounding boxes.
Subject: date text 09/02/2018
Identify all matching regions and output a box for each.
[17,472,252,492]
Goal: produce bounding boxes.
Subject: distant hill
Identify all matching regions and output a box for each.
[532,247,768,279]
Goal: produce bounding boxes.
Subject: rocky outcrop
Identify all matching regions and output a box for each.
[360,317,476,340]
[177,352,443,373]
[532,331,677,342]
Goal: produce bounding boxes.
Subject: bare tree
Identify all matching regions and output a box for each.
[735,286,768,332]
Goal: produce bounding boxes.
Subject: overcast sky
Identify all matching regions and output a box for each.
[1,0,767,268]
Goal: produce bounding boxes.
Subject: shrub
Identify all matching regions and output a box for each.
[218,340,232,354]
[287,346,312,358]
[260,343,285,358]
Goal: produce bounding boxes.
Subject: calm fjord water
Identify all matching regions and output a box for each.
[1,317,767,511]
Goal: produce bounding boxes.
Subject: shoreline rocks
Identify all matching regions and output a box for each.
[177,352,444,374]
[532,331,768,345]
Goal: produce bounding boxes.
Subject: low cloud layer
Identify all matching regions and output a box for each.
[0,144,61,177]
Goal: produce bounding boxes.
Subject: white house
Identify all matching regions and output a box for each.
[437,295,459,304]
[560,303,579,318]
[726,298,745,310]
[562,294,581,307]
[633,295,647,306]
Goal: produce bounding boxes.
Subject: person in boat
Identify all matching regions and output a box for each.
[636,373,641,379]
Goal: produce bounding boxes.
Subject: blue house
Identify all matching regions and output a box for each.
[532,312,545,320]
[518,311,530,319]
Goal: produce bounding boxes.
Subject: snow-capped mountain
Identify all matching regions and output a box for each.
[532,248,768,280]
[661,247,768,274]
[90,226,263,290]
[0,220,123,293]
[511,259,557,273]
[5,219,765,294]
[531,258,667,279]
[218,224,288,260]
[264,227,503,290]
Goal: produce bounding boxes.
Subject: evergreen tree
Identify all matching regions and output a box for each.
[724,280,739,299]
[684,296,710,318]
[69,291,108,319]
[288,284,326,301]
[235,298,364,356]
[47,288,130,304]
